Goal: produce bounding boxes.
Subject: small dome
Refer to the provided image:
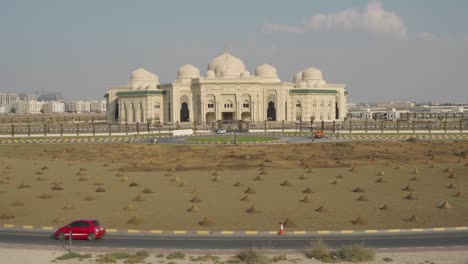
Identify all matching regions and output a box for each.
[208,52,246,77]
[293,72,302,83]
[177,64,200,79]
[255,64,278,78]
[302,67,323,80]
[131,67,159,84]
[206,70,215,78]
[298,81,307,88]
[240,71,251,78]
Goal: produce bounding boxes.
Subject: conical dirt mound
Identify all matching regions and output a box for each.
[246,206,260,214]
[244,188,256,194]
[142,188,153,194]
[379,204,388,210]
[349,166,356,172]
[352,187,365,193]
[336,173,344,179]
[164,172,174,177]
[51,185,63,191]
[84,194,95,201]
[375,177,384,183]
[127,216,143,225]
[212,176,222,182]
[62,203,73,210]
[95,187,106,192]
[438,202,452,209]
[190,196,202,203]
[129,182,139,187]
[300,195,311,203]
[170,176,180,182]
[280,180,292,187]
[233,181,243,187]
[315,205,327,213]
[305,168,312,173]
[356,195,368,201]
[253,175,264,181]
[402,185,415,191]
[447,183,457,189]
[448,172,456,179]
[351,216,366,226]
[124,203,137,211]
[411,169,419,175]
[410,176,417,181]
[302,188,313,194]
[187,205,200,213]
[404,215,418,223]
[404,193,418,200]
[212,171,220,176]
[135,194,146,202]
[240,195,250,201]
[454,191,464,197]
[298,174,307,180]
[199,217,215,227]
[282,218,297,228]
[331,179,341,185]
[377,171,384,176]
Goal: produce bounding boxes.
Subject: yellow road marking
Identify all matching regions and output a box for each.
[173,231,187,234]
[293,231,307,235]
[433,228,445,231]
[41,227,53,230]
[364,230,377,233]
[3,224,14,228]
[455,227,467,230]
[245,231,258,235]
[317,231,330,234]
[127,230,140,233]
[22,225,33,229]
[267,231,277,235]
[388,229,401,233]
[197,231,210,235]
[220,231,234,235]
[106,229,118,233]
[411,229,423,232]
[340,230,354,234]
[150,230,163,234]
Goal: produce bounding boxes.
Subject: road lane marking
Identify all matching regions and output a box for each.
[293,231,307,235]
[267,231,277,235]
[340,230,354,234]
[22,226,33,229]
[317,231,330,234]
[106,229,118,233]
[411,229,423,232]
[387,229,400,233]
[41,227,53,230]
[455,227,467,230]
[127,230,140,233]
[173,231,187,235]
[150,230,163,234]
[245,231,258,235]
[196,231,210,235]
[220,231,234,235]
[3,224,14,228]
[433,228,445,231]
[365,230,377,233]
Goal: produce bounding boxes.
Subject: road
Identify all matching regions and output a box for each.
[1,228,468,250]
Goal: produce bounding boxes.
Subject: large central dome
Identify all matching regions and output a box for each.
[207,52,246,77]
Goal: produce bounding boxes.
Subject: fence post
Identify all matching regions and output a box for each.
[443,120,447,133]
[321,120,325,131]
[193,121,197,134]
[147,122,150,134]
[299,117,302,132]
[108,123,112,136]
[412,120,415,133]
[60,124,63,136]
[460,118,463,133]
[332,120,336,133]
[349,120,352,134]
[136,122,140,134]
[380,120,384,133]
[28,124,31,137]
[364,120,368,133]
[11,124,15,137]
[44,124,47,136]
[264,120,267,133]
[76,124,79,136]
[125,123,129,135]
[396,120,400,133]
[158,121,161,134]
[92,123,96,136]
[282,120,284,133]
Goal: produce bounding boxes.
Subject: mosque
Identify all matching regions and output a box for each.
[105,52,348,125]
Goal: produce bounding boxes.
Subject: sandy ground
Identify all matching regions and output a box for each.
[0,141,467,230]
[0,246,467,264]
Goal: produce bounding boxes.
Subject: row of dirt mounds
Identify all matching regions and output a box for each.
[0,140,466,230]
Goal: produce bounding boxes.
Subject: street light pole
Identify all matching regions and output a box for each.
[232,125,238,144]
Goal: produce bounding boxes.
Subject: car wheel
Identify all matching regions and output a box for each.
[57,232,66,240]
[87,233,96,241]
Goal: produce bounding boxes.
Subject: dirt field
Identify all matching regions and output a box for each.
[0,140,467,231]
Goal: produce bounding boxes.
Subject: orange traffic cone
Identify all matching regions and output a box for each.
[278,223,284,235]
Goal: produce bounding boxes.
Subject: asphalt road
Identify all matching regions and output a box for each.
[1,228,468,250]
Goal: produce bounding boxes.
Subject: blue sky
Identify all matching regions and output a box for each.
[1,0,467,102]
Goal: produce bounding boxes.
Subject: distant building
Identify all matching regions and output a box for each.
[42,101,65,114]
[18,93,37,102]
[0,106,5,114]
[6,100,44,114]
[0,93,19,107]
[90,100,107,113]
[66,101,91,113]
[38,91,63,102]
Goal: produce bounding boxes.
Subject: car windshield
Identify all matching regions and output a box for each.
[93,220,100,226]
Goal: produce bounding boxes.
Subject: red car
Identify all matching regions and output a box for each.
[54,219,105,241]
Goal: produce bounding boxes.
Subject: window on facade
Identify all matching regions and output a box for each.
[243,103,249,108]
[224,103,233,108]
[321,101,324,107]
[296,116,302,121]
[296,102,301,107]
[208,103,214,109]
[313,101,316,107]
[155,104,160,109]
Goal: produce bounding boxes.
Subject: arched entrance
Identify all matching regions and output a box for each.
[114,103,119,122]
[180,102,189,122]
[267,101,276,121]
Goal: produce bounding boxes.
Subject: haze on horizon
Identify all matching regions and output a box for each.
[1,0,467,103]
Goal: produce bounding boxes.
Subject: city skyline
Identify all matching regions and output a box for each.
[1,0,468,103]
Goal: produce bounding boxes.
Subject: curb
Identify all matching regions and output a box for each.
[3,224,467,236]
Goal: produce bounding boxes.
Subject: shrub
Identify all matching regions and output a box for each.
[96,252,131,263]
[382,257,393,262]
[166,252,186,260]
[305,241,336,263]
[55,252,92,260]
[336,244,375,262]
[271,255,287,263]
[125,251,150,264]
[236,250,271,264]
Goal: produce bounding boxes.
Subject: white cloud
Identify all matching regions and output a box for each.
[263,1,408,39]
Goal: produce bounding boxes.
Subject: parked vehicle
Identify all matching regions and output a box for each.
[54,219,105,241]
[215,129,227,134]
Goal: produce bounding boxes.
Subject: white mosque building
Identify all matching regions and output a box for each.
[105,52,348,125]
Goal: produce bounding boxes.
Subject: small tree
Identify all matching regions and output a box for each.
[9,107,16,114]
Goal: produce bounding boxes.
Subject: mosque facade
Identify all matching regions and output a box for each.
[105,52,348,125]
